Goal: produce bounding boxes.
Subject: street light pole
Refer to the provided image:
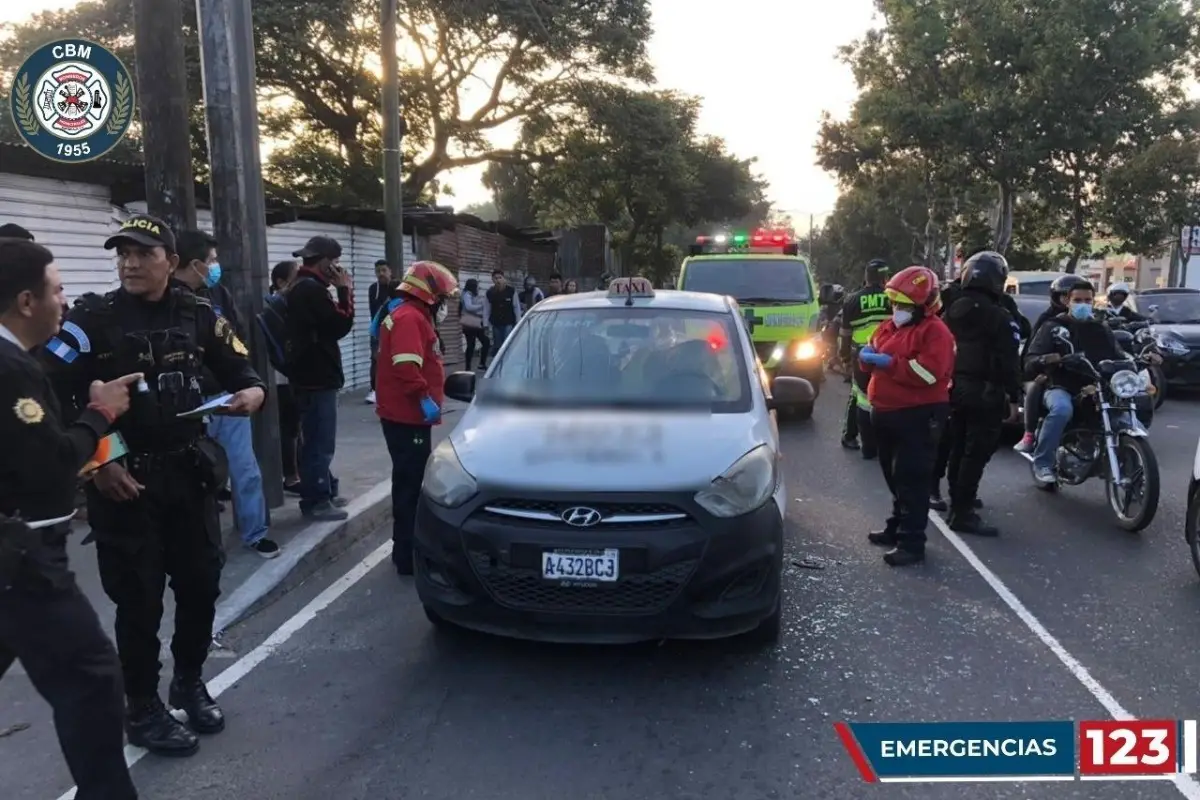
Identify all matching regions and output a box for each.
[195,0,284,510]
[381,0,405,269]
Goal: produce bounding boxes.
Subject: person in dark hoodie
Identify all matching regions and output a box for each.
[171,230,279,558]
[1012,274,1085,454]
[937,251,1022,536]
[287,235,355,521]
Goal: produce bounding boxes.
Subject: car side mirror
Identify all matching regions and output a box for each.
[766,376,815,409]
[443,370,476,403]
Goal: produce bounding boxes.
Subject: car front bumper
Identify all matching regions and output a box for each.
[413,492,784,644]
[1162,348,1200,387]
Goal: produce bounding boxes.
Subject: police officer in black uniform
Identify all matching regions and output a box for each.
[0,238,141,798]
[839,260,891,457]
[939,251,1022,535]
[45,214,266,757]
[930,261,1029,510]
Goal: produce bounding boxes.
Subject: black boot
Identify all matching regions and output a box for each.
[946,510,999,537]
[126,695,199,756]
[392,542,414,576]
[867,528,897,547]
[841,437,860,450]
[883,547,925,566]
[929,484,947,512]
[169,675,225,734]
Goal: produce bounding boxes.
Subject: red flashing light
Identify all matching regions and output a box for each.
[696,235,709,244]
[750,228,792,245]
[706,326,728,351]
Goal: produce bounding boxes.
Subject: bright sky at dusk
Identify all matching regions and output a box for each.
[2,0,877,227]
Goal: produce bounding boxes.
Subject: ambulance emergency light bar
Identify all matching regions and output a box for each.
[690,229,800,256]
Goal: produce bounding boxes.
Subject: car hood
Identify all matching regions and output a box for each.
[449,407,767,492]
[1151,323,1200,346]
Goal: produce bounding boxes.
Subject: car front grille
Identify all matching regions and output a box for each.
[479,499,689,528]
[467,550,698,615]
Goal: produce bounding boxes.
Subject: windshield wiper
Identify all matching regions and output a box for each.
[736,296,804,305]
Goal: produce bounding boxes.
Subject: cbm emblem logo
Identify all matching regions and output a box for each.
[8,39,135,164]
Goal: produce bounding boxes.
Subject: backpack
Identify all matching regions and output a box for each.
[255,277,316,377]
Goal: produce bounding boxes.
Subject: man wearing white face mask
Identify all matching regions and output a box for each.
[375,260,459,576]
[172,230,279,558]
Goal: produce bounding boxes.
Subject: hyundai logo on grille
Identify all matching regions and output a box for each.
[561,507,602,527]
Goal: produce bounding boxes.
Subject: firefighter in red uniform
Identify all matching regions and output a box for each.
[375,260,460,576]
[858,266,955,567]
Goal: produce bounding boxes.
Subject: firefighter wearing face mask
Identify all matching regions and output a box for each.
[375,260,459,576]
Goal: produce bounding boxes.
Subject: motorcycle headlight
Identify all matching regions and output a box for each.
[1153,333,1188,355]
[1109,369,1142,399]
[421,440,477,508]
[694,445,776,518]
[794,339,818,360]
[769,345,785,363]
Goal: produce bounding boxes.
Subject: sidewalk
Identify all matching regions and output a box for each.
[16,388,463,670]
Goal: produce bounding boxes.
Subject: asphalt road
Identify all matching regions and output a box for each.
[10,384,1200,800]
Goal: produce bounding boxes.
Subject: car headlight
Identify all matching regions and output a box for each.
[1109,369,1142,399]
[770,345,785,363]
[1154,333,1189,355]
[421,440,477,508]
[794,339,818,360]
[694,445,776,518]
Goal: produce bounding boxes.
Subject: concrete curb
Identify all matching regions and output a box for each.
[212,480,392,635]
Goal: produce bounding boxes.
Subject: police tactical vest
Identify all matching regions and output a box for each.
[75,289,207,445]
[848,287,891,346]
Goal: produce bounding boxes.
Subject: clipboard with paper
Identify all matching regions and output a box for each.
[176,394,235,420]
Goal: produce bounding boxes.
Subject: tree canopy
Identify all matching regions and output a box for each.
[814,0,1200,275]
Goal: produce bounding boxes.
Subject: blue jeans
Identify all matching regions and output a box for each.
[1032,388,1073,471]
[206,396,268,546]
[294,388,338,511]
[491,323,514,349]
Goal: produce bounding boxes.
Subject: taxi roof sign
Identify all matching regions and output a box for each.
[607,276,655,305]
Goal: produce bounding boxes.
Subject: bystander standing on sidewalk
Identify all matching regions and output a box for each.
[544,272,563,298]
[375,261,458,576]
[270,260,301,494]
[287,235,354,522]
[366,259,394,405]
[172,230,279,558]
[563,278,579,294]
[460,277,489,370]
[485,269,519,348]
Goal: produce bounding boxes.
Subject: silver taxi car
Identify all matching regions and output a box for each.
[413,278,814,645]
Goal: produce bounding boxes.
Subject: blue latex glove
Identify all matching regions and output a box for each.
[860,351,893,368]
[420,396,441,424]
[860,344,876,357]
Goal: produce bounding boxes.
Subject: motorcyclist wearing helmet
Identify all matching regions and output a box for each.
[1023,280,1124,487]
[940,260,1031,340]
[1103,282,1146,323]
[375,260,460,575]
[1013,274,1088,454]
[933,251,1022,536]
[859,266,956,567]
[839,260,891,456]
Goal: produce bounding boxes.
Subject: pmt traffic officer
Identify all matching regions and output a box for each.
[839,259,891,457]
[0,238,141,799]
[937,251,1022,536]
[44,214,266,757]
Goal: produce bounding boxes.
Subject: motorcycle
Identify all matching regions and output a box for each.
[1026,326,1161,531]
[1106,318,1167,409]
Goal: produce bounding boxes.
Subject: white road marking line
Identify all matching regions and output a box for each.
[53,540,395,800]
[928,512,1200,798]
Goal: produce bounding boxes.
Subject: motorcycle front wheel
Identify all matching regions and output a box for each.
[1105,434,1160,532]
[1150,365,1167,410]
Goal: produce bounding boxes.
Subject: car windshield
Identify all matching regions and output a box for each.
[681,259,812,304]
[1137,293,1200,324]
[480,307,752,412]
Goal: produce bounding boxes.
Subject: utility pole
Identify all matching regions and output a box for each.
[195,0,284,510]
[133,0,197,231]
[808,213,815,259]
[381,0,406,269]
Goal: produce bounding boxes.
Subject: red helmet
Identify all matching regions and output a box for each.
[885,266,940,309]
[398,260,459,305]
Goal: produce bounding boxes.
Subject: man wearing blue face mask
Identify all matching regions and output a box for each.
[1023,281,1123,487]
[172,230,279,558]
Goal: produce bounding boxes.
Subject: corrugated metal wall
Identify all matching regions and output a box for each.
[0,174,120,297]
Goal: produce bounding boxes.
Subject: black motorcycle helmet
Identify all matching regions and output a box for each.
[1050,274,1090,309]
[959,250,1009,296]
[864,259,888,285]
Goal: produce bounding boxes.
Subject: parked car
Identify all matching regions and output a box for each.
[1130,288,1200,389]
